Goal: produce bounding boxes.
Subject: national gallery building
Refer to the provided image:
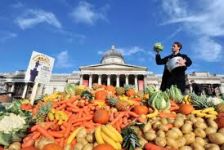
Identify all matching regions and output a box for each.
[0,46,224,101]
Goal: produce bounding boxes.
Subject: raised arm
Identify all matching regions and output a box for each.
[156,54,168,65]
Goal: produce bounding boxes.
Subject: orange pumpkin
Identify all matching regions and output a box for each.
[95,90,107,101]
[179,104,194,115]
[93,109,109,124]
[93,144,115,150]
[133,105,149,115]
[42,143,63,150]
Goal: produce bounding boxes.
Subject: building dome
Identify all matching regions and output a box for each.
[101,45,125,64]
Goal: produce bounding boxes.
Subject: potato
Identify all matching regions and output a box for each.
[8,142,21,150]
[179,146,193,150]
[196,117,205,122]
[145,132,156,141]
[181,123,193,134]
[82,144,93,150]
[155,137,166,147]
[191,143,205,150]
[76,137,86,143]
[152,121,161,130]
[194,128,206,138]
[166,130,179,139]
[205,127,217,135]
[207,119,218,129]
[205,144,220,150]
[157,130,166,138]
[143,122,152,132]
[172,127,183,137]
[86,133,94,143]
[195,137,206,146]
[161,118,168,125]
[184,132,195,145]
[194,122,207,129]
[178,137,186,147]
[208,133,224,145]
[218,128,224,134]
[139,138,147,148]
[167,118,175,124]
[174,118,184,128]
[80,138,88,145]
[74,143,83,150]
[166,138,178,149]
[76,128,87,138]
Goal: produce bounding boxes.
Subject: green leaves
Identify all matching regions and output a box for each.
[121,126,140,150]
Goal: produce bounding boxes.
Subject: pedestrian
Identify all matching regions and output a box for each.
[155,41,192,93]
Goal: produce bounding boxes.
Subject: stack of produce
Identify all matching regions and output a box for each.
[0,83,224,149]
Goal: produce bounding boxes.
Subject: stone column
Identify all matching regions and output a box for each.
[135,75,138,91]
[143,75,147,89]
[220,84,224,95]
[79,74,83,85]
[11,83,15,92]
[107,75,111,85]
[98,74,102,85]
[125,74,129,85]
[116,75,120,87]
[89,74,92,88]
[22,83,28,98]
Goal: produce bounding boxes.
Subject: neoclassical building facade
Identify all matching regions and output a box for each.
[0,45,224,100]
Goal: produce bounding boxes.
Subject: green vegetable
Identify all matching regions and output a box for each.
[65,83,76,96]
[0,132,11,146]
[166,85,183,103]
[153,42,164,51]
[148,91,170,110]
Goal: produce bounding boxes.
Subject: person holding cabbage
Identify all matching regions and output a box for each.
[154,41,192,93]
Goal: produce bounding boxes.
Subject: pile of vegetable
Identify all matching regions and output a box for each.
[0,83,224,149]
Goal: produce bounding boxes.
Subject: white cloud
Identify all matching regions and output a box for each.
[159,0,224,62]
[193,37,222,62]
[70,1,108,25]
[118,46,145,56]
[11,2,24,8]
[16,9,62,30]
[0,31,17,42]
[56,51,72,68]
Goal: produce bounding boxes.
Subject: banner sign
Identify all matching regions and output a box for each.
[25,51,55,84]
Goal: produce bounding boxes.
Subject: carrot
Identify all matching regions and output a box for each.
[165,123,173,130]
[71,139,77,149]
[159,112,177,119]
[111,112,126,125]
[48,131,64,138]
[36,125,54,139]
[57,103,66,110]
[22,138,34,148]
[170,101,180,111]
[64,122,72,138]
[127,111,139,118]
[23,135,32,143]
[31,132,41,140]
[71,115,93,123]
[144,143,165,150]
[58,138,64,147]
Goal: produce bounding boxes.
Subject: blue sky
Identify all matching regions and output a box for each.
[0,0,224,75]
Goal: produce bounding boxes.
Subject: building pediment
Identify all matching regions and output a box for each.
[80,63,147,71]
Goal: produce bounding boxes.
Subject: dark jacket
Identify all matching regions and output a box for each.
[156,53,192,93]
